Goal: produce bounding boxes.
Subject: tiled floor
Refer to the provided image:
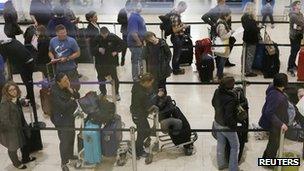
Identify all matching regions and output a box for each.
[1,0,304,171]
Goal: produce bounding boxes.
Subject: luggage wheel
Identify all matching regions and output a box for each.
[145,153,153,165]
[152,142,159,152]
[74,159,82,169]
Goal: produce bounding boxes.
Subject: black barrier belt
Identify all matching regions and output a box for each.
[19,126,302,133]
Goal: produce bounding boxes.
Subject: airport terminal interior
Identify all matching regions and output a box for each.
[0,0,304,170]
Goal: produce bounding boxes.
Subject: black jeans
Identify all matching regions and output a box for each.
[262,14,274,25]
[19,62,38,122]
[263,127,280,158]
[288,38,302,71]
[132,116,151,156]
[95,65,119,95]
[171,35,183,72]
[57,127,75,165]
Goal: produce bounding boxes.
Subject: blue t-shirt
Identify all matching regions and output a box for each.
[49,36,79,72]
[127,12,147,47]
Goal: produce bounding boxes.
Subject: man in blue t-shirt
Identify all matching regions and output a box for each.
[127,2,147,81]
[49,24,81,90]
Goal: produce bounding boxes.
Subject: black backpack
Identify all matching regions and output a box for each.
[159,13,173,38]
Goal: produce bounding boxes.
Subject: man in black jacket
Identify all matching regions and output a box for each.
[92,27,127,101]
[201,0,236,67]
[50,73,80,171]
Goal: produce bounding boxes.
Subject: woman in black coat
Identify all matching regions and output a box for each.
[3,0,23,39]
[36,25,51,77]
[0,82,36,169]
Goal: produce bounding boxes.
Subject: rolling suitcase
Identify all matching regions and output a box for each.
[179,35,193,65]
[27,103,43,153]
[297,49,304,81]
[83,120,102,164]
[101,115,122,157]
[199,54,214,83]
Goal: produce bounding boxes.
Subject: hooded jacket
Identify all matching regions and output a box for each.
[212,85,238,129]
[259,85,289,129]
[289,10,304,40]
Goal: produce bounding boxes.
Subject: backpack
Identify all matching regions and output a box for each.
[159,13,174,38]
[232,87,249,122]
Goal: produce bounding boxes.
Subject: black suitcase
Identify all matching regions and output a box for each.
[199,54,214,82]
[179,36,193,66]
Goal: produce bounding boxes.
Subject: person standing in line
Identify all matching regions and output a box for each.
[143,31,172,92]
[167,1,188,75]
[288,1,304,77]
[30,0,53,27]
[127,2,147,81]
[86,10,100,62]
[0,82,36,170]
[259,73,289,169]
[212,77,240,171]
[241,2,259,77]
[48,24,81,91]
[92,27,127,101]
[201,0,236,67]
[36,25,51,78]
[261,0,275,28]
[50,73,80,171]
[3,0,23,39]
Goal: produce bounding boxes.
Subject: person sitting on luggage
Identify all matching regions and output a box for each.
[48,24,81,91]
[50,73,80,171]
[0,82,36,170]
[143,31,172,92]
[92,26,127,101]
[130,73,157,158]
[288,1,304,77]
[47,6,76,38]
[212,76,240,171]
[241,2,260,77]
[259,73,289,169]
[214,11,234,80]
[168,1,188,75]
[152,94,194,156]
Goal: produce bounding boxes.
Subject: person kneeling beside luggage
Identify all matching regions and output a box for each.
[212,77,240,171]
[50,73,80,171]
[130,73,159,158]
[0,82,36,170]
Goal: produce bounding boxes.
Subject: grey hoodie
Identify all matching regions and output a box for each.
[289,10,304,39]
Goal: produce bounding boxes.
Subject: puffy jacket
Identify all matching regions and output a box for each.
[259,85,289,129]
[212,85,239,129]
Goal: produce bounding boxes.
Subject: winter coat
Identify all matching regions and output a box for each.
[92,33,127,66]
[212,85,239,129]
[37,36,51,66]
[0,99,29,151]
[117,8,128,35]
[289,10,304,40]
[50,83,80,127]
[241,13,260,44]
[259,85,289,129]
[130,83,154,119]
[142,39,172,80]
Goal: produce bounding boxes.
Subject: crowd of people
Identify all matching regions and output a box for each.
[0,0,304,171]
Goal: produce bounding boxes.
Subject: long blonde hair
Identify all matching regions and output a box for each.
[243,2,256,19]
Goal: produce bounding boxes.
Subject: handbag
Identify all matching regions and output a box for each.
[213,36,230,57]
[264,31,276,56]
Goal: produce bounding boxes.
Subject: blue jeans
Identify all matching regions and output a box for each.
[171,35,183,71]
[130,47,143,81]
[214,121,239,171]
[215,56,227,78]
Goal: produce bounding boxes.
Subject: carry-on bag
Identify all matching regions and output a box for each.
[199,54,214,83]
[179,35,193,65]
[83,120,102,164]
[101,115,122,157]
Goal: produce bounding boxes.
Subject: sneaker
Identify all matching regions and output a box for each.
[225,61,236,67]
[61,164,69,171]
[15,164,27,170]
[289,70,296,77]
[116,94,121,101]
[245,73,258,77]
[173,69,185,75]
[22,156,36,164]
